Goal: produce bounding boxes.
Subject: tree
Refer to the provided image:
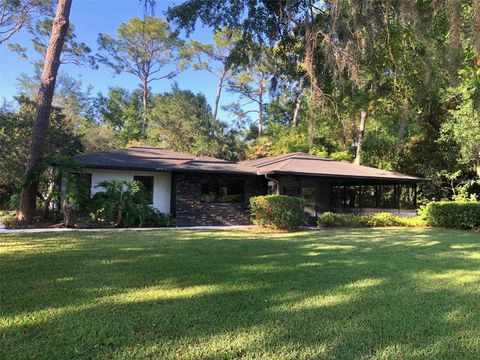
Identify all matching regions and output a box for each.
[191,27,242,122]
[442,60,480,178]
[227,46,275,135]
[95,87,143,143]
[79,123,121,153]
[8,18,94,69]
[147,85,218,155]
[0,0,52,45]
[0,96,83,208]
[18,0,72,224]
[97,17,188,136]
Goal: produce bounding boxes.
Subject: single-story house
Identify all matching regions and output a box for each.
[75,146,422,226]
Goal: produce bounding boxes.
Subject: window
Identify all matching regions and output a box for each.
[200,177,244,203]
[133,176,154,204]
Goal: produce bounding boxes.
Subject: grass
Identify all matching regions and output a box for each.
[1,228,480,359]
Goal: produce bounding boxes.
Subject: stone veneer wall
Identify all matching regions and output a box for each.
[175,172,267,226]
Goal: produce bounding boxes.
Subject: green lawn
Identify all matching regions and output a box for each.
[1,228,480,359]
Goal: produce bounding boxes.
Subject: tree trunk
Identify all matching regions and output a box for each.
[258,88,264,135]
[62,198,74,227]
[141,78,149,137]
[212,70,226,123]
[396,99,409,155]
[18,0,72,225]
[115,203,123,228]
[354,109,368,166]
[292,94,302,128]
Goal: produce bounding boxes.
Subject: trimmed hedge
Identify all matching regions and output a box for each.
[423,201,480,230]
[318,212,426,228]
[250,195,306,230]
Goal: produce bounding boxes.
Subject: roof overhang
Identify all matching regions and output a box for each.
[257,170,424,182]
[80,164,256,176]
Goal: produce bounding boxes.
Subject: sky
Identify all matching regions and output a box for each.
[0,0,246,123]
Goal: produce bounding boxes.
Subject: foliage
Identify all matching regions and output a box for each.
[0,97,83,208]
[0,0,53,45]
[319,212,369,228]
[423,201,480,230]
[78,123,122,153]
[166,0,480,204]
[0,211,22,229]
[147,85,243,159]
[95,87,144,143]
[90,180,174,227]
[8,19,95,69]
[318,212,426,228]
[441,58,480,177]
[250,195,306,230]
[6,0,480,211]
[226,45,276,135]
[97,16,189,136]
[190,27,243,122]
[97,16,186,81]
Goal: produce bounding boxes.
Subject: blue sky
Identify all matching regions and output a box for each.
[0,0,246,123]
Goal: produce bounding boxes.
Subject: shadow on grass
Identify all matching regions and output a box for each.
[1,228,480,359]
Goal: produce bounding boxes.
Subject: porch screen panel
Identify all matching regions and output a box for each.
[380,185,396,208]
[361,185,376,208]
[400,184,415,209]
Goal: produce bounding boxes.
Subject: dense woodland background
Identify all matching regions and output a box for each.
[1,0,480,215]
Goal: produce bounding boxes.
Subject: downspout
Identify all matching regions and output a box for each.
[264,174,279,195]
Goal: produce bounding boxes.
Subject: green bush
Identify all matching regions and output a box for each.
[1,212,21,229]
[137,206,176,227]
[90,180,175,228]
[318,212,426,228]
[318,212,368,227]
[367,213,402,227]
[423,201,480,229]
[250,195,306,230]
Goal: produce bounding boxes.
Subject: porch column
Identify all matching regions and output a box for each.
[337,179,341,210]
[413,182,417,209]
[396,184,401,214]
[359,181,363,210]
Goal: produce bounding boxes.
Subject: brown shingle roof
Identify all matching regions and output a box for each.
[239,152,422,181]
[75,147,422,181]
[75,146,252,174]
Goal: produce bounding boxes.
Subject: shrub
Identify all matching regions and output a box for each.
[395,216,427,227]
[367,213,402,227]
[138,206,176,227]
[318,212,426,228]
[319,211,336,227]
[318,212,368,227]
[250,195,306,230]
[90,180,174,228]
[1,212,22,229]
[423,201,480,229]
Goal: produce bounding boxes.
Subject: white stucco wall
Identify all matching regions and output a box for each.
[88,169,172,214]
